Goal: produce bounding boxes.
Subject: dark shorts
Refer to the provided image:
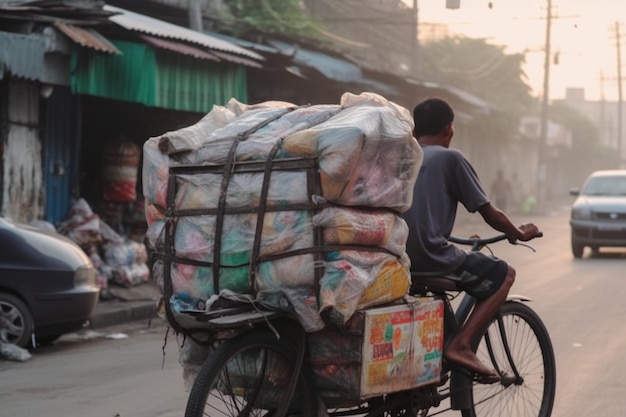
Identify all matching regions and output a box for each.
[451,252,509,299]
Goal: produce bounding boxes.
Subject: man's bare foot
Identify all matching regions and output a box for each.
[444,339,497,377]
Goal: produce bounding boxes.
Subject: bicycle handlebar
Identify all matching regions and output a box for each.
[448,232,543,248]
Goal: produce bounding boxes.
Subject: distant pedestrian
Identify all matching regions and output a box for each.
[510,172,524,213]
[490,169,512,211]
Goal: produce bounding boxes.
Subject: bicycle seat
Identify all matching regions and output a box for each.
[410,272,462,293]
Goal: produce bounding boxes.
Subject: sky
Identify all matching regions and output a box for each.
[415,0,626,102]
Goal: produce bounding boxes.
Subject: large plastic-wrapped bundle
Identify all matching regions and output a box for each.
[143,92,422,334]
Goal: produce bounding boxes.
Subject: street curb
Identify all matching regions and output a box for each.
[89,300,157,330]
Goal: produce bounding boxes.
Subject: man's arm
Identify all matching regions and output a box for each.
[476,202,539,241]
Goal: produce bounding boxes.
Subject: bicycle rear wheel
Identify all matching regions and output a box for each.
[461,302,556,417]
[185,329,317,417]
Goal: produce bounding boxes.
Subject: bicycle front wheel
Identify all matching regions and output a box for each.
[185,329,317,417]
[461,301,556,417]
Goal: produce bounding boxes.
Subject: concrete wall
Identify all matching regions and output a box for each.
[2,81,43,222]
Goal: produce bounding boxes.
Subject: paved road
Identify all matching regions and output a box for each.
[454,203,626,417]
[0,319,187,417]
[2,203,625,417]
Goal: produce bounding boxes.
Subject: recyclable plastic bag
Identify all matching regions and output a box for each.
[319,251,411,327]
[313,206,409,258]
[142,92,421,333]
[57,198,102,246]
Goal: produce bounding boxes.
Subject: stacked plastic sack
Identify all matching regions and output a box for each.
[143,92,423,333]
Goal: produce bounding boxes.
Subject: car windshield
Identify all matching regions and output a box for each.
[582,176,626,196]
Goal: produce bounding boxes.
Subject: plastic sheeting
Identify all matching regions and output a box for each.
[143,92,422,332]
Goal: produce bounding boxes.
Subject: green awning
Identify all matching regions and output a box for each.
[71,40,247,112]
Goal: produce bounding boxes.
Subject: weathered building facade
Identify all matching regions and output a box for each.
[2,81,43,221]
[0,0,492,229]
[0,1,261,226]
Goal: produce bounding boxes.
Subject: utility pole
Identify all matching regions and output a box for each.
[616,22,624,166]
[189,0,204,32]
[536,0,552,211]
[412,0,419,73]
[599,71,609,148]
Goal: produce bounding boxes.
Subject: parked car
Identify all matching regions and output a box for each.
[0,216,99,348]
[569,170,626,258]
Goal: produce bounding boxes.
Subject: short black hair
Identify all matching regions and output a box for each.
[413,98,454,137]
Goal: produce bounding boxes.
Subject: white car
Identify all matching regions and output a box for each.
[569,170,626,258]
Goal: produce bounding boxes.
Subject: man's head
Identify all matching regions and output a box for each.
[413,98,455,141]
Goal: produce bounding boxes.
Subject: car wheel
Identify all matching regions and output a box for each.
[0,293,34,348]
[571,240,584,259]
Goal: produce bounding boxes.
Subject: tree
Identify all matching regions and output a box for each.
[217,0,325,39]
[549,101,619,184]
[418,36,535,140]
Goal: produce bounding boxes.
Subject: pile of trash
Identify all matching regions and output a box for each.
[143,92,423,333]
[0,329,31,362]
[56,198,150,294]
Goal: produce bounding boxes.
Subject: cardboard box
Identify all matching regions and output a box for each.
[308,297,444,405]
[360,298,443,397]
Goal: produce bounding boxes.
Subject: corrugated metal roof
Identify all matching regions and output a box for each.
[103,5,264,61]
[206,32,305,75]
[274,40,361,83]
[0,3,116,27]
[210,34,398,92]
[137,34,261,67]
[211,51,263,69]
[267,38,396,95]
[138,34,219,61]
[54,22,121,54]
[409,79,491,114]
[207,31,281,55]
[0,31,46,81]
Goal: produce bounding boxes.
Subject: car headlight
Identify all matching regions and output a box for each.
[74,265,96,287]
[571,206,592,220]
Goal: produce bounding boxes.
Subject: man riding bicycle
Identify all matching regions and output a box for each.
[401,98,542,383]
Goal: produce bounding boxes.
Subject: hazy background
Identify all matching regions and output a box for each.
[417,0,624,101]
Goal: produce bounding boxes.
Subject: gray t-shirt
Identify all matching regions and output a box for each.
[401,145,489,274]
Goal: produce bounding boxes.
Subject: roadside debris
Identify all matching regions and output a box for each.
[0,330,31,362]
[105,332,129,340]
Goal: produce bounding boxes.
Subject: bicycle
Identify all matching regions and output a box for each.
[183,233,556,417]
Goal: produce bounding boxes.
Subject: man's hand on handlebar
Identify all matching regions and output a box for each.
[468,234,485,251]
[516,223,542,242]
